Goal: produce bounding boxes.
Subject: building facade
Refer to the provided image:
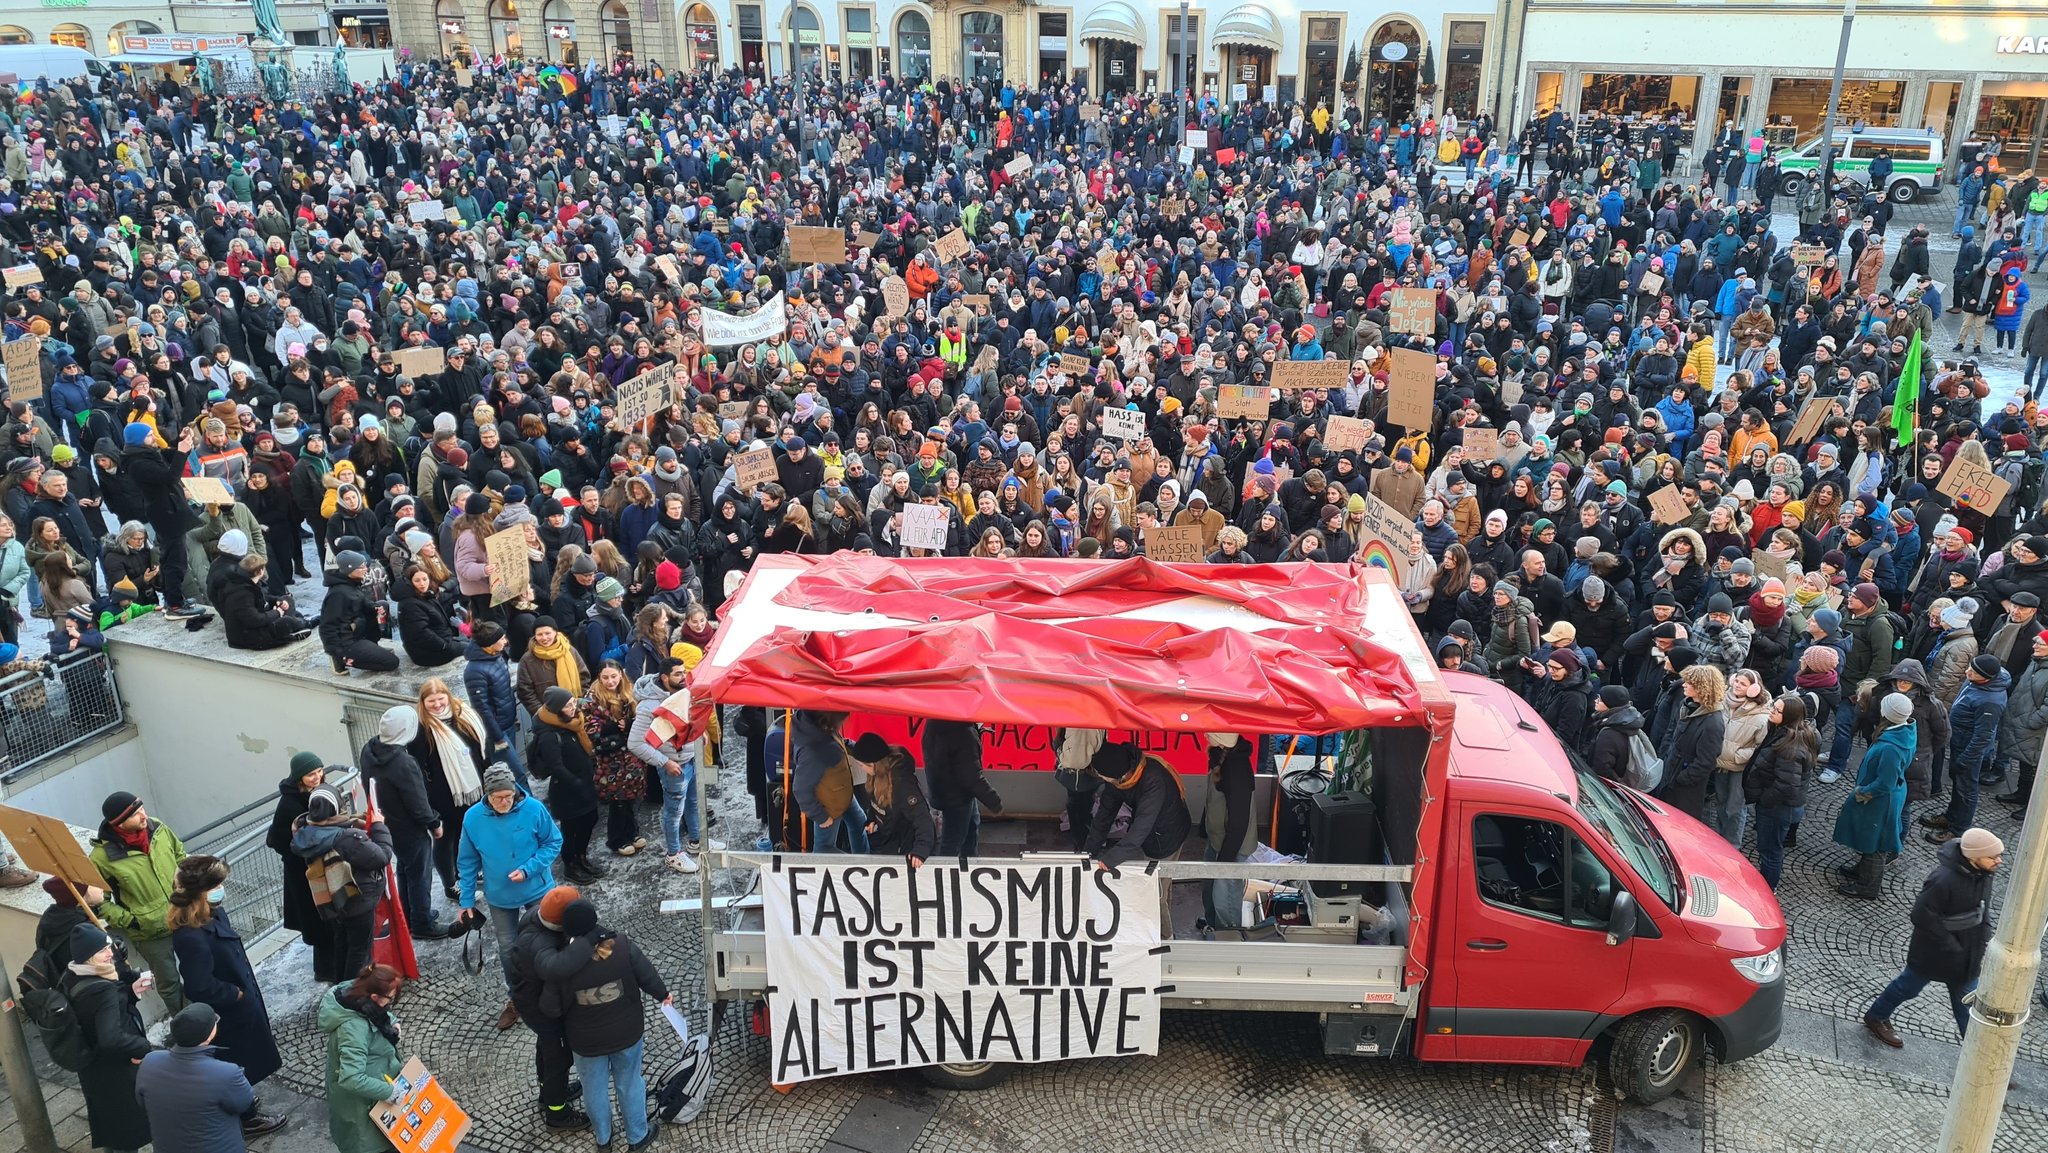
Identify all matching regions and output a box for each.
[0,1,387,55]
[389,0,1504,122]
[1504,2,2048,174]
[0,1,174,58]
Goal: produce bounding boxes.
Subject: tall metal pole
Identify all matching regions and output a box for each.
[1813,0,1857,191]
[0,963,60,1153]
[1177,0,1190,160]
[1937,734,2048,1152]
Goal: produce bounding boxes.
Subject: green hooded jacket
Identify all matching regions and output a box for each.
[88,818,188,940]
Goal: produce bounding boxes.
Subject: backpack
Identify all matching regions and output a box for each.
[17,949,94,1071]
[1624,730,1665,793]
[1883,610,1910,653]
[306,838,376,921]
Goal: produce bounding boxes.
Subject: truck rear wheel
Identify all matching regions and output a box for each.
[919,1061,1014,1090]
[1778,173,1805,201]
[1605,1009,1700,1104]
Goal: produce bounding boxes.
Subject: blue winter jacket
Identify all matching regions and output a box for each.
[457,790,561,911]
[136,1044,254,1153]
[462,642,519,746]
[1949,669,2010,769]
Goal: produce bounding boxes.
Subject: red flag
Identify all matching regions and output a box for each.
[365,782,419,979]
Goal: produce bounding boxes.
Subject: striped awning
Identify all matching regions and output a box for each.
[1210,2,1282,51]
[1077,0,1145,47]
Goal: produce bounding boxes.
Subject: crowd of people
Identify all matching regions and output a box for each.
[0,38,2039,1150]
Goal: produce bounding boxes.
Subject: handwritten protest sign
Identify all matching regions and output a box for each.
[1386,348,1436,431]
[762,860,1161,1083]
[718,400,751,421]
[1386,288,1436,336]
[614,363,677,427]
[3,336,39,401]
[1323,415,1369,453]
[1354,492,1415,581]
[2,264,42,288]
[181,476,235,506]
[882,276,909,318]
[369,1057,471,1153]
[1637,271,1665,297]
[1144,525,1206,563]
[933,228,971,264]
[1508,229,1529,248]
[407,200,446,223]
[735,445,779,492]
[391,346,446,378]
[1102,408,1145,441]
[856,231,880,249]
[485,527,529,606]
[1751,549,1791,582]
[1059,353,1092,376]
[1217,384,1268,419]
[1648,484,1690,525]
[1791,244,1827,268]
[454,66,473,88]
[654,254,684,284]
[1463,427,1500,460]
[1936,456,2013,515]
[1004,155,1032,178]
[1272,360,1348,390]
[787,226,845,264]
[901,503,951,551]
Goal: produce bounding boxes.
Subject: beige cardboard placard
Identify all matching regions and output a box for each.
[933,228,971,264]
[1648,484,1690,525]
[454,66,473,88]
[1786,394,1832,447]
[3,335,39,401]
[1791,244,1827,268]
[1936,455,2013,515]
[181,475,235,506]
[1385,348,1436,432]
[407,200,446,223]
[614,362,677,427]
[735,445,779,491]
[391,345,446,378]
[1463,427,1500,460]
[654,253,684,284]
[856,230,880,249]
[1272,359,1349,390]
[1386,287,1436,337]
[1637,271,1665,297]
[963,293,991,310]
[1355,491,1415,581]
[787,226,845,264]
[1059,353,1092,376]
[2,263,41,288]
[718,400,751,421]
[1144,525,1205,564]
[1751,548,1790,581]
[1217,384,1268,419]
[485,526,529,606]
[1530,228,1547,248]
[1080,102,1101,121]
[881,275,909,318]
[1508,229,1529,248]
[1004,155,1032,179]
[0,802,102,892]
[1323,415,1369,453]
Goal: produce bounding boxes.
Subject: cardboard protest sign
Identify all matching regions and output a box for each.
[1751,549,1791,582]
[1463,427,1500,460]
[1144,525,1206,563]
[654,254,684,284]
[0,803,102,894]
[454,66,473,88]
[1080,102,1100,121]
[1059,353,1092,376]
[787,226,845,264]
[1272,360,1348,390]
[856,231,880,250]
[613,363,677,427]
[882,276,910,318]
[1386,288,1437,337]
[1353,492,1416,581]
[3,335,40,401]
[1791,244,1827,268]
[1323,415,1369,453]
[963,293,991,310]
[1508,229,1529,248]
[181,476,235,506]
[1637,271,1665,297]
[1530,228,1547,248]
[933,228,971,264]
[1102,407,1145,441]
[406,200,446,223]
[901,503,951,551]
[718,400,751,422]
[762,860,1161,1083]
[391,346,446,378]
[1786,394,1832,447]
[1936,456,2013,515]
[2,263,42,288]
[1004,155,1032,178]
[735,445,779,492]
[369,1057,471,1153]
[1217,384,1269,419]
[485,527,529,606]
[1385,348,1436,432]
[1647,484,1690,525]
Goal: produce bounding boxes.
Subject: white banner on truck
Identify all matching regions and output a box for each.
[696,293,788,346]
[762,860,1163,1083]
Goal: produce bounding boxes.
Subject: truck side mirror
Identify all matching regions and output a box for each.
[1605,890,1638,946]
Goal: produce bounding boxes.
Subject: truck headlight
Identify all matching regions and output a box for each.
[1731,947,1782,984]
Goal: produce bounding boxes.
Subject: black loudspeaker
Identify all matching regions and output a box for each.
[1308,791,1381,901]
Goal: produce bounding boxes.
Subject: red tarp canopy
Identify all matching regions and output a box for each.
[690,555,1431,737]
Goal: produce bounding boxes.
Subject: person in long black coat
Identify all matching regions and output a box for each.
[264,753,326,950]
[63,922,154,1153]
[528,686,604,883]
[167,856,284,1091]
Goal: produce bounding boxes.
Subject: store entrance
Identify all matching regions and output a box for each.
[1980,86,2048,175]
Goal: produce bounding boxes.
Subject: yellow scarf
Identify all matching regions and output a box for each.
[530,633,582,697]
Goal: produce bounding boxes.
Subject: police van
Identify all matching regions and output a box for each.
[1776,126,1946,204]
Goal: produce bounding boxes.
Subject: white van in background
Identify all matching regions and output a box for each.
[0,45,117,87]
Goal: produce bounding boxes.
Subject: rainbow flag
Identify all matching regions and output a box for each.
[539,65,578,96]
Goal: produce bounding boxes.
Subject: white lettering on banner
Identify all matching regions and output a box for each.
[762,861,1162,1084]
[1997,35,2043,53]
[696,293,789,346]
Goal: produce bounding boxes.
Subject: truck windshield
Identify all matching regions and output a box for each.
[1573,765,1681,910]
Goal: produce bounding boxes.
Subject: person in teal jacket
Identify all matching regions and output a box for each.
[458,762,563,1004]
[319,965,406,1153]
[1835,692,1915,899]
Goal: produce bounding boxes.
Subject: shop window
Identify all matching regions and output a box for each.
[48,23,88,51]
[602,0,633,64]
[962,11,1004,83]
[896,9,930,80]
[844,9,873,80]
[792,5,823,77]
[1303,17,1339,110]
[0,26,30,45]
[542,0,578,64]
[489,0,522,59]
[436,0,468,57]
[737,4,764,70]
[685,3,719,70]
[1443,20,1485,119]
[1766,78,1904,136]
[1166,13,1198,96]
[1579,73,1699,119]
[1367,21,1420,122]
[1038,12,1067,86]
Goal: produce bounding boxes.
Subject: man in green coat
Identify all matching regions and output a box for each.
[89,790,189,1011]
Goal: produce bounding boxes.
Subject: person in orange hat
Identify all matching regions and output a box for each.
[509,884,590,1130]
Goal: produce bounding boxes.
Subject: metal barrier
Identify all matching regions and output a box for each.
[217,819,288,942]
[0,652,124,780]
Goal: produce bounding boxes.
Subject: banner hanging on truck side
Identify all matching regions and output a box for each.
[762,859,1163,1083]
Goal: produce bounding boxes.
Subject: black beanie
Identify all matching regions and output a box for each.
[1599,684,1632,709]
[101,791,141,824]
[465,492,491,517]
[560,898,599,938]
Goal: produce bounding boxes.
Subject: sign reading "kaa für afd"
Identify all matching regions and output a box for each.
[762,859,1163,1083]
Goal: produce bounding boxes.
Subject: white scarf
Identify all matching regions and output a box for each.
[427,704,483,806]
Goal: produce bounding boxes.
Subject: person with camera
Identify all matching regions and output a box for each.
[456,762,563,1030]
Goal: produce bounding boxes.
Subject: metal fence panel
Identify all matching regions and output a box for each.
[0,652,124,780]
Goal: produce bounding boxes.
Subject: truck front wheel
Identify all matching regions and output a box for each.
[919,1061,1014,1090]
[1605,1009,1701,1103]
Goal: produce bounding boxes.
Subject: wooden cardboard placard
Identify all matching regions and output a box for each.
[0,802,102,892]
[933,228,971,264]
[1272,359,1349,390]
[1637,271,1665,297]
[735,445,779,492]
[654,254,684,284]
[1647,484,1690,525]
[1217,384,1268,419]
[1786,394,1832,447]
[391,345,446,378]
[1751,548,1791,581]
[3,335,39,402]
[1463,427,1500,460]
[1323,415,1369,453]
[369,1057,472,1153]
[454,66,473,88]
[1386,287,1436,337]
[1354,491,1415,581]
[1936,455,2013,515]
[181,475,235,506]
[614,362,677,428]
[2,263,42,288]
[1791,244,1827,268]
[1144,525,1205,564]
[1102,407,1145,441]
[1059,353,1092,376]
[881,275,909,318]
[963,293,991,310]
[407,200,446,223]
[787,226,845,264]
[1080,102,1100,121]
[1004,155,1032,179]
[1508,229,1529,248]
[718,400,751,421]
[901,503,950,551]
[1530,227,1547,248]
[1385,348,1436,432]
[485,526,529,606]
[856,230,880,249]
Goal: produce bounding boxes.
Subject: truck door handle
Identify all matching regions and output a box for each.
[1465,938,1509,951]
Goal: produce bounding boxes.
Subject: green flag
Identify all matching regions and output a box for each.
[1892,330,1922,449]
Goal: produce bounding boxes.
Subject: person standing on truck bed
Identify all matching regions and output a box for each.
[1083,740,1192,868]
[921,718,1005,858]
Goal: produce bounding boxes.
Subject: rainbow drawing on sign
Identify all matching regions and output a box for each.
[1356,539,1401,572]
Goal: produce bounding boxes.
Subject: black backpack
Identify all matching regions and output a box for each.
[17,949,94,1071]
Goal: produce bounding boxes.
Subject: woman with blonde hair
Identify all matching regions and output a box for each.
[1711,669,1774,845]
[585,662,646,857]
[408,677,490,901]
[1660,663,1727,821]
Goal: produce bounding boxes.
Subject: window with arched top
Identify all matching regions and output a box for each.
[436,0,468,56]
[489,0,522,59]
[684,3,719,69]
[602,0,633,62]
[541,0,578,64]
[48,23,89,51]
[107,21,161,57]
[790,5,822,77]
[896,10,930,80]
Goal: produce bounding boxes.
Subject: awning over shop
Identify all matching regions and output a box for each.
[1210,2,1282,52]
[1077,1,1145,47]
[106,52,197,65]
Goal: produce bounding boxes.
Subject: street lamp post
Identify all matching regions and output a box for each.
[1813,0,1857,190]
